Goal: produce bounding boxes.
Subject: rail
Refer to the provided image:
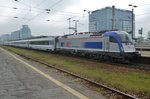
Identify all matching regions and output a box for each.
[8,50,138,99]
[135,45,150,51]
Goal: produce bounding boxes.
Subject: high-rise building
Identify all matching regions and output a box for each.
[11,30,20,40]
[20,25,31,39]
[89,6,134,37]
[1,25,31,42]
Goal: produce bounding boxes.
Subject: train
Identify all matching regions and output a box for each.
[4,31,140,62]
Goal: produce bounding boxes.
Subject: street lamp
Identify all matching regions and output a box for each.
[73,20,79,33]
[84,9,91,32]
[84,9,91,15]
[13,7,18,9]
[128,4,137,39]
[46,20,50,22]
[14,16,18,18]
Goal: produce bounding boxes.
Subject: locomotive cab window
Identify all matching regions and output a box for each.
[109,36,116,43]
[118,33,132,44]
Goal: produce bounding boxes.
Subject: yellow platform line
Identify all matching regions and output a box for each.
[0,48,89,99]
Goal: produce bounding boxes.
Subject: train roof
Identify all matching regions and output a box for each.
[61,32,103,39]
[26,36,56,40]
[61,30,120,38]
[8,36,57,42]
[28,36,56,41]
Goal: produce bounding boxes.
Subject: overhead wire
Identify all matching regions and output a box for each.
[49,0,63,8]
[2,1,150,24]
[0,4,83,15]
[11,0,46,24]
[0,2,84,18]
[138,3,150,7]
[24,0,63,23]
[33,0,48,9]
[12,0,31,23]
[0,5,84,22]
[136,12,150,16]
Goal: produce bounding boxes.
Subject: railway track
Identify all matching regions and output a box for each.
[120,56,150,71]
[8,50,138,99]
[58,51,150,71]
[104,61,150,71]
[128,63,150,70]
[4,46,150,71]
[79,55,150,71]
[65,54,150,71]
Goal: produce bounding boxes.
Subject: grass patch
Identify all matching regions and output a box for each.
[1,46,150,98]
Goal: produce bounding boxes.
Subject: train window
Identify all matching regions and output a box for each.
[109,36,116,43]
[49,41,54,45]
[30,41,49,45]
[42,41,49,45]
[19,42,27,44]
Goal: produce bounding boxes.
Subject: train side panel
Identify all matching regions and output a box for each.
[57,36,104,52]
[28,37,56,51]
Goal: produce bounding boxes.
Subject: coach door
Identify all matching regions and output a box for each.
[103,37,109,52]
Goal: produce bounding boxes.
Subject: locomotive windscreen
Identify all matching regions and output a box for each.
[118,32,132,43]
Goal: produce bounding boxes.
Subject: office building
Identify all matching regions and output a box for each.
[89,6,134,37]
[11,30,20,40]
[0,34,10,44]
[20,25,31,39]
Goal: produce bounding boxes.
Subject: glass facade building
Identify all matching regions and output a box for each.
[89,6,134,37]
[10,25,31,40]
[20,25,31,39]
[0,34,10,44]
[11,30,20,40]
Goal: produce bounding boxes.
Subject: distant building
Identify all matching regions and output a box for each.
[11,30,20,40]
[20,25,31,39]
[89,6,133,37]
[9,25,31,40]
[0,34,10,44]
[0,25,31,42]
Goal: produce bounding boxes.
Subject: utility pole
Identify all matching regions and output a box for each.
[138,27,143,51]
[67,18,71,34]
[73,20,79,33]
[112,5,115,30]
[67,16,76,34]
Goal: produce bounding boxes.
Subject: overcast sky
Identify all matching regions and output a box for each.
[0,0,150,38]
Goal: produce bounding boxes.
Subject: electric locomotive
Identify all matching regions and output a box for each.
[56,31,139,61]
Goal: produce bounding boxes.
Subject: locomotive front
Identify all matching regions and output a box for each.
[103,31,140,60]
[118,31,140,60]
